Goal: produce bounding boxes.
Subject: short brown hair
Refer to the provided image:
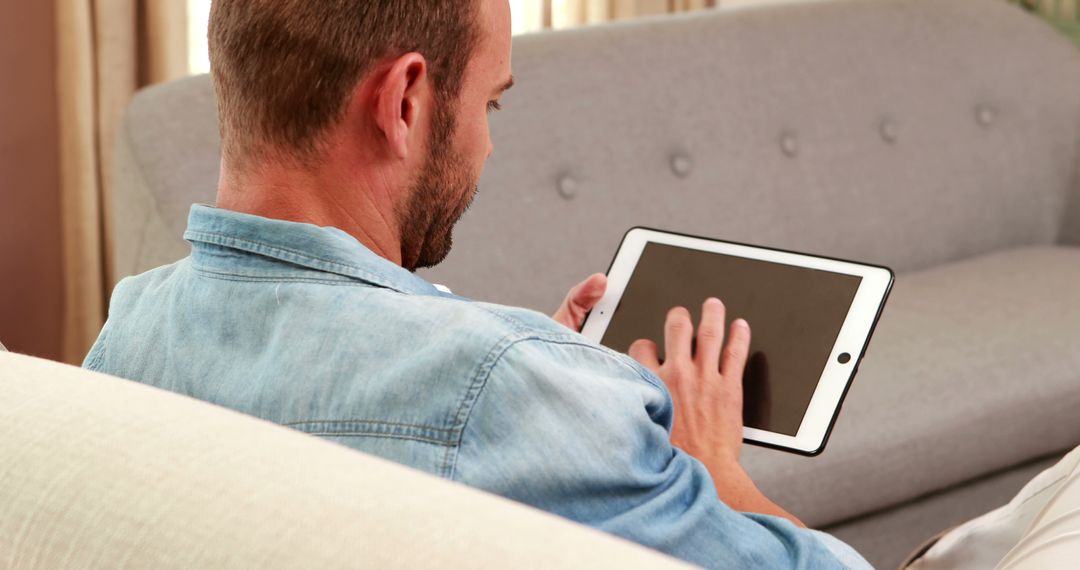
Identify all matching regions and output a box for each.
[209,0,479,168]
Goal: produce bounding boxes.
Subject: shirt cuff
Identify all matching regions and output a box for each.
[808,529,874,570]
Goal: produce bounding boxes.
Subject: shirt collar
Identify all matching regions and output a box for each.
[183,204,442,297]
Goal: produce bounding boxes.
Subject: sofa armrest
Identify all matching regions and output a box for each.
[0,353,689,569]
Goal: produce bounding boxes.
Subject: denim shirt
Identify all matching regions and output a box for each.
[86,205,869,569]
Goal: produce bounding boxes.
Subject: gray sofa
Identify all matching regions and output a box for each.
[111,0,1080,567]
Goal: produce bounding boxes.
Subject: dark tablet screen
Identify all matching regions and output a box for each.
[599,242,862,436]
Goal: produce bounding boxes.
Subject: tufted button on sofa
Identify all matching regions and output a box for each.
[109,0,1080,567]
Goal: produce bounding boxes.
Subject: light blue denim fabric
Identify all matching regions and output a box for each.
[85,205,869,569]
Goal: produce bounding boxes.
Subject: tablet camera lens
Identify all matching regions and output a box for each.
[838,353,852,364]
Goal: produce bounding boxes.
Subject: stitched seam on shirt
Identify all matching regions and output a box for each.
[287,419,458,443]
[191,268,364,286]
[288,420,457,446]
[191,263,355,283]
[285,419,458,433]
[472,304,594,341]
[441,332,523,478]
[473,305,533,333]
[482,335,665,392]
[444,335,665,480]
[186,231,367,272]
[185,230,404,291]
[306,432,453,447]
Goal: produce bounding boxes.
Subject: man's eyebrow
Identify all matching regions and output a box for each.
[496,75,515,95]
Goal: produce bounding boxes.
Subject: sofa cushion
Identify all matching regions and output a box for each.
[0,353,687,569]
[741,245,1080,528]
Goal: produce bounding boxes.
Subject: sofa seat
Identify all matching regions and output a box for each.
[743,245,1080,529]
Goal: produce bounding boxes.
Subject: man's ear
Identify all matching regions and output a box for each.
[373,53,430,160]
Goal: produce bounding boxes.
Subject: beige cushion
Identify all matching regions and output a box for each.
[0,353,687,569]
[905,446,1080,570]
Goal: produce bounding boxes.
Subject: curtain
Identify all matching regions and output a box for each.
[55,0,188,364]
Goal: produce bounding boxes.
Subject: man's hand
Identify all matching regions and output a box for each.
[628,298,748,466]
[628,298,805,527]
[552,273,607,331]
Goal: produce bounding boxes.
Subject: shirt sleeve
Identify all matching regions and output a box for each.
[808,530,875,570]
[451,336,862,569]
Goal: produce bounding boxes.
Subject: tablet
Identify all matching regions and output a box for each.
[581,228,893,455]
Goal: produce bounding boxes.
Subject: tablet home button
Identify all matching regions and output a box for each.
[838,353,852,364]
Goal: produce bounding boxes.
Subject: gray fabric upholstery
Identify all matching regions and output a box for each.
[826,453,1063,570]
[1061,137,1080,245]
[109,0,1080,566]
[740,245,1080,526]
[111,75,219,281]
[426,0,1080,310]
[110,0,1080,295]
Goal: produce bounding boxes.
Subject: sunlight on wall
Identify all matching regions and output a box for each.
[187,0,212,75]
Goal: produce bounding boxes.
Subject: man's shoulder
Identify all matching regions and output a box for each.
[103,260,189,326]
[106,259,599,358]
[454,301,664,395]
[465,300,577,340]
[99,258,650,395]
[452,300,648,371]
[112,260,185,296]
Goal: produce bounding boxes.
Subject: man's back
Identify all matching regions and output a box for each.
[88,206,554,478]
[87,205,861,569]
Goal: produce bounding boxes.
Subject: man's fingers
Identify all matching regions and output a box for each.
[695,298,726,371]
[572,273,607,312]
[552,273,607,330]
[721,319,751,383]
[628,339,661,372]
[664,306,694,365]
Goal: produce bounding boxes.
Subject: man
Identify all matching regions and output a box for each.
[85,1,868,567]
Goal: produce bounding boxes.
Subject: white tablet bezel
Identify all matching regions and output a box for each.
[581,228,893,455]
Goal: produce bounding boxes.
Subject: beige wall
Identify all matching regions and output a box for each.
[0,2,63,359]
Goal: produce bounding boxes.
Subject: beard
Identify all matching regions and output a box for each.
[396,100,479,271]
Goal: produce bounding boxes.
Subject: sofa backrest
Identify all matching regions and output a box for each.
[0,352,686,569]
[112,0,1080,311]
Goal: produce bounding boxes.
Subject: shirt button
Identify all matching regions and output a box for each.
[976,104,997,128]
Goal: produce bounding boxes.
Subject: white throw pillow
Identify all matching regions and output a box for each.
[907,447,1080,570]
